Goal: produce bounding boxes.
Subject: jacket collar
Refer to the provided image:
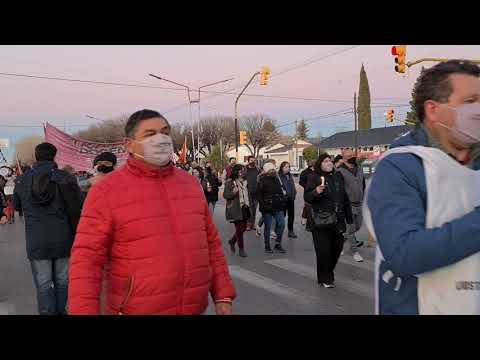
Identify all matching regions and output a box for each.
[32,161,57,171]
[126,156,174,178]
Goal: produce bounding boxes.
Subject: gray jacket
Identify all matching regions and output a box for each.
[223,179,247,222]
[337,165,365,206]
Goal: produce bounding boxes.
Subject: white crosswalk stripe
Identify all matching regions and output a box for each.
[0,302,16,315]
[228,265,318,305]
[264,258,374,299]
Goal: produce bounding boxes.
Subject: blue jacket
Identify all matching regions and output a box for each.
[368,126,480,315]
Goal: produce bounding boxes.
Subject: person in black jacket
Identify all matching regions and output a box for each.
[0,175,7,225]
[278,161,297,239]
[299,160,315,229]
[256,162,287,253]
[245,155,260,231]
[304,153,353,288]
[13,142,83,315]
[202,165,222,213]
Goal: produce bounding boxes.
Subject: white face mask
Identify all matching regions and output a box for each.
[437,102,480,146]
[321,162,334,173]
[134,133,173,167]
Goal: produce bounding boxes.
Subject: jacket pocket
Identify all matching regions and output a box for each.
[118,275,135,315]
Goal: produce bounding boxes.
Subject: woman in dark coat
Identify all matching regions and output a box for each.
[304,153,353,288]
[278,161,297,239]
[223,164,250,258]
[202,166,222,213]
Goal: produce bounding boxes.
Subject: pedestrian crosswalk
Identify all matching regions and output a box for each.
[0,302,15,315]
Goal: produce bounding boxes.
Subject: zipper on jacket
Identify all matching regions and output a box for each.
[118,275,135,315]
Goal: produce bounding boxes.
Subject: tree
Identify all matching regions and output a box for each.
[357,64,372,130]
[302,146,319,162]
[205,144,228,173]
[74,115,128,143]
[197,115,235,157]
[14,135,44,165]
[296,119,309,140]
[405,66,426,124]
[241,114,280,158]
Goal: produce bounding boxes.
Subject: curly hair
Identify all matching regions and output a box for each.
[413,60,480,122]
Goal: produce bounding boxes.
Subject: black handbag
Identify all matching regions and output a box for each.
[312,210,337,229]
[242,205,251,220]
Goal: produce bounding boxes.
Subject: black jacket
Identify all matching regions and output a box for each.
[0,188,6,217]
[245,165,260,195]
[13,161,83,260]
[299,167,315,189]
[202,171,222,203]
[256,174,287,214]
[278,171,297,200]
[304,170,353,233]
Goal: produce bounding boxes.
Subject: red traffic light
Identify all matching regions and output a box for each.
[391,46,398,56]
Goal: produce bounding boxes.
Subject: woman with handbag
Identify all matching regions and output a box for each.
[304,153,353,288]
[223,164,250,258]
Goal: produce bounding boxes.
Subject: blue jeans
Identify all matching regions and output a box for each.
[263,211,285,247]
[30,258,69,315]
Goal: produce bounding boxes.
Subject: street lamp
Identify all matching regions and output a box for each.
[197,78,234,164]
[149,74,197,162]
[234,67,270,162]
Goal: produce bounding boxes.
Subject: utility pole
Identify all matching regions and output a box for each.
[294,119,298,168]
[354,92,358,157]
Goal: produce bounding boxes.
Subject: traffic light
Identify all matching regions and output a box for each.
[239,130,247,145]
[385,109,394,122]
[391,45,407,73]
[259,66,271,85]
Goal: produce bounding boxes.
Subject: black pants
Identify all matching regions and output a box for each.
[311,227,344,284]
[284,199,295,232]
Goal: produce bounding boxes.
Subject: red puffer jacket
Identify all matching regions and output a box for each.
[68,157,236,315]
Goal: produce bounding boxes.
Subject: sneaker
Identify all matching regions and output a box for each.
[288,231,298,239]
[321,283,335,288]
[270,231,277,240]
[256,227,262,237]
[353,252,364,262]
[265,246,273,254]
[274,244,286,254]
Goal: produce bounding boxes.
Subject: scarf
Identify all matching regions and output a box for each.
[235,178,250,208]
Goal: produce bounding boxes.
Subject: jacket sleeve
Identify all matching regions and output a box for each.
[256,178,264,207]
[369,154,480,277]
[304,176,323,203]
[299,171,307,189]
[13,186,22,212]
[223,180,237,200]
[68,184,113,314]
[203,201,236,301]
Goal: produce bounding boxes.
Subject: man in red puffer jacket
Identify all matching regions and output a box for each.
[68,109,236,315]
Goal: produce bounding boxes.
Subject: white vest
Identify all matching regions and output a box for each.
[364,146,480,315]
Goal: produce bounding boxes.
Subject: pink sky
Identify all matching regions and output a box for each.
[0,45,478,159]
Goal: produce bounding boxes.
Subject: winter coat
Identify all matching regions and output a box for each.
[13,161,83,260]
[68,156,236,315]
[256,174,287,214]
[304,170,353,234]
[202,172,222,203]
[278,171,297,200]
[337,164,365,206]
[223,178,249,222]
[367,125,480,315]
[245,165,260,195]
[299,167,315,189]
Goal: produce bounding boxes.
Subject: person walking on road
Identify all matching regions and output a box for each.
[299,160,315,229]
[245,155,260,231]
[68,109,236,315]
[13,142,83,315]
[337,149,365,262]
[278,161,297,239]
[224,164,250,258]
[202,164,222,214]
[78,152,118,197]
[365,60,480,315]
[304,153,353,288]
[0,175,7,225]
[257,162,287,254]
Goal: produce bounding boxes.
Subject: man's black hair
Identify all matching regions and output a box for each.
[413,60,480,122]
[94,152,117,167]
[35,142,57,162]
[230,164,244,180]
[247,155,255,161]
[333,155,343,164]
[125,109,170,138]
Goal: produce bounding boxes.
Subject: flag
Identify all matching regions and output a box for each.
[16,153,23,176]
[178,136,188,164]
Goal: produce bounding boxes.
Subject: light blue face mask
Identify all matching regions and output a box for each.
[134,133,173,166]
[437,102,480,146]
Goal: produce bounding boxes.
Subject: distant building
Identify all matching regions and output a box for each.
[319,125,413,160]
[263,139,313,169]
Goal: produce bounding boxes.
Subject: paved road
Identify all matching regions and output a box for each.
[0,186,375,315]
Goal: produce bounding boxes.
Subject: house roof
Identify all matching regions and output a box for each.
[319,125,413,149]
[264,144,293,154]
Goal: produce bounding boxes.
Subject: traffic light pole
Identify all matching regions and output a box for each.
[354,92,358,157]
[234,72,260,162]
[407,58,480,68]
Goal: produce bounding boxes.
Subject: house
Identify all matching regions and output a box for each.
[263,139,313,169]
[318,125,413,160]
[225,145,269,164]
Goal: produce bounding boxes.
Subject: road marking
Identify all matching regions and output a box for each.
[0,302,16,315]
[264,258,374,299]
[228,265,317,305]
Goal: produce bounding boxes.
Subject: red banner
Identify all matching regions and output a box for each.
[44,122,129,171]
